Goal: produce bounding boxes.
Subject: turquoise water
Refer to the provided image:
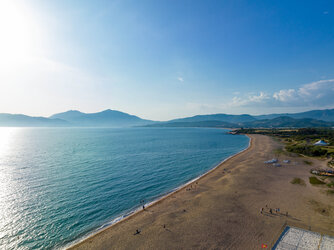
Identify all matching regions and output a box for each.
[0,127,249,249]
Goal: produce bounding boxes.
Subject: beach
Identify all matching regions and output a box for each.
[69,134,334,249]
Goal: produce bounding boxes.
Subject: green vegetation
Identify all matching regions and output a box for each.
[291,178,305,185]
[329,159,334,168]
[326,179,334,194]
[273,148,285,156]
[327,182,334,188]
[327,190,334,195]
[235,128,334,158]
[309,176,326,185]
[286,145,327,157]
[303,160,313,165]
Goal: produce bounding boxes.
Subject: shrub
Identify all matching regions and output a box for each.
[326,182,334,188]
[291,178,305,185]
[327,190,334,195]
[286,145,327,157]
[309,176,325,185]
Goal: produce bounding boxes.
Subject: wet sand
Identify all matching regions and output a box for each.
[69,134,334,249]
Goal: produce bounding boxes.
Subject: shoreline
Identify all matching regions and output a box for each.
[68,134,334,249]
[67,134,252,249]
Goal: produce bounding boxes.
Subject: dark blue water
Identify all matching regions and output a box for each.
[0,127,249,249]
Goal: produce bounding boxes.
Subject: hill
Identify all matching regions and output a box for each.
[145,120,237,128]
[1,108,334,128]
[146,116,334,128]
[169,114,256,124]
[256,109,334,122]
[243,116,334,128]
[0,114,68,127]
[50,109,154,127]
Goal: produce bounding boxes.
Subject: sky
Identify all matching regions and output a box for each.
[0,0,334,121]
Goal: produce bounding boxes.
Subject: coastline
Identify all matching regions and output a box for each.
[68,134,334,249]
[66,134,252,249]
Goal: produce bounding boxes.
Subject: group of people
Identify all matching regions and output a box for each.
[260,205,288,216]
[186,182,199,191]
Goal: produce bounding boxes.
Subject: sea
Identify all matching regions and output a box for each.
[0,127,249,249]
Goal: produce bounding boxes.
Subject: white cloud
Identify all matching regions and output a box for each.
[165,79,334,118]
[273,89,297,102]
[177,77,184,82]
[298,79,334,96]
[229,92,270,107]
[272,79,334,106]
[228,79,334,110]
[249,92,270,102]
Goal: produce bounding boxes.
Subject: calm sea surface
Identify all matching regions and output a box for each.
[0,127,249,249]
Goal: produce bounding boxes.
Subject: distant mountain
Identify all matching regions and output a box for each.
[167,109,334,124]
[255,109,334,122]
[155,109,334,128]
[146,116,334,128]
[145,120,238,128]
[243,116,334,128]
[169,114,256,124]
[50,109,154,127]
[1,108,334,128]
[0,114,68,127]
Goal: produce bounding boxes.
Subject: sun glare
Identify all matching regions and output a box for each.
[0,0,35,67]
[0,127,17,158]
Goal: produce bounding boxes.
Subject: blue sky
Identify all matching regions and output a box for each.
[0,0,333,120]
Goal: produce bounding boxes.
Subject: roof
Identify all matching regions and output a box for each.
[273,226,334,249]
[314,140,328,146]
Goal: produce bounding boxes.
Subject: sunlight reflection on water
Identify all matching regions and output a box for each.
[0,127,19,249]
[0,127,17,158]
[0,128,249,249]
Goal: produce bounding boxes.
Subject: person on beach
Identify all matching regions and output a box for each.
[134,229,141,235]
[260,208,263,214]
[143,205,145,210]
[269,208,272,214]
[286,211,288,217]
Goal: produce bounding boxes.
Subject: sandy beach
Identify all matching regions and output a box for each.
[69,134,334,249]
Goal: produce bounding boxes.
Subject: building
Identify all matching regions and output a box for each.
[313,140,328,146]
